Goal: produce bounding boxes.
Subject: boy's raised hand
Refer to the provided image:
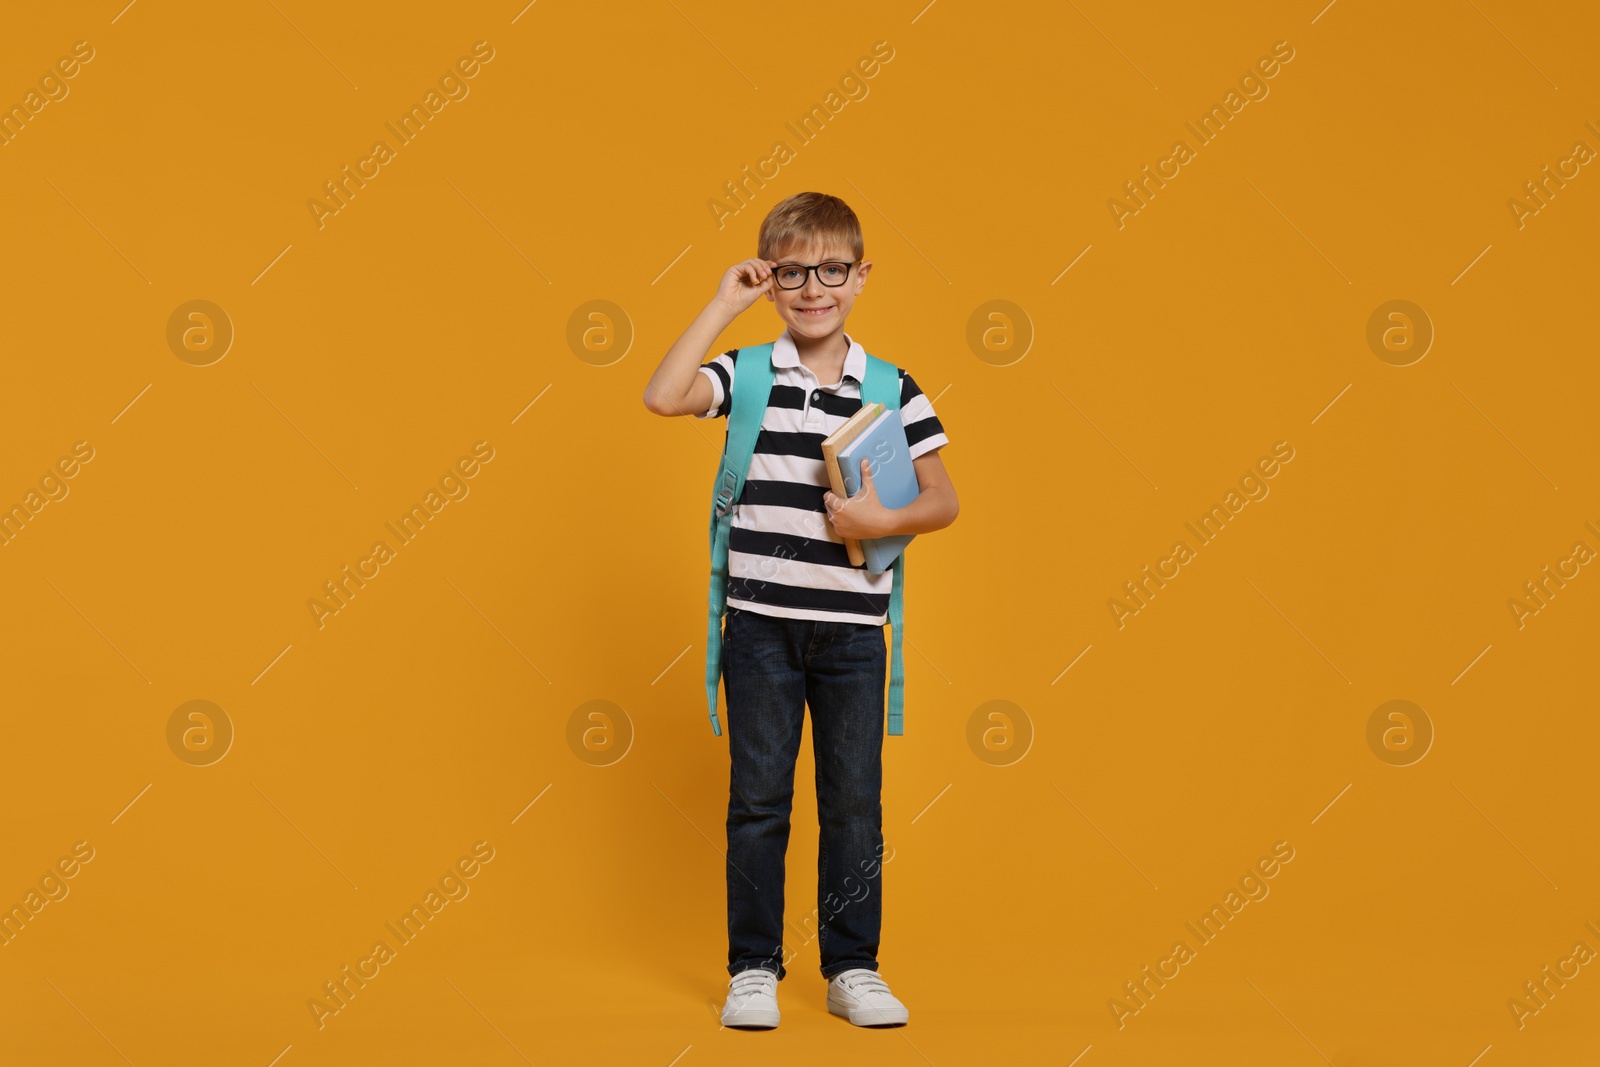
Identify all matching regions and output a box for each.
[714,258,779,314]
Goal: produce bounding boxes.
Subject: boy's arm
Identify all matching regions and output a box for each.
[825,449,959,540]
[641,300,735,416]
[642,258,776,416]
[883,450,958,537]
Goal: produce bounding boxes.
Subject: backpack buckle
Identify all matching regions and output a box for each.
[713,469,738,518]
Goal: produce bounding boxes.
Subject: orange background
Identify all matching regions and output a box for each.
[2,2,1597,1064]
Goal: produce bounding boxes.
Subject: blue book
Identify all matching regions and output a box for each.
[835,407,919,575]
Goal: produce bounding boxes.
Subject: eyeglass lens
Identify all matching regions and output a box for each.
[774,262,852,289]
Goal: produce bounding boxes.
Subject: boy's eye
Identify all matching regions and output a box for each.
[777,267,804,281]
[820,263,847,280]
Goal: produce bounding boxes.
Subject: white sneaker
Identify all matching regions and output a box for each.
[721,967,780,1029]
[827,967,909,1026]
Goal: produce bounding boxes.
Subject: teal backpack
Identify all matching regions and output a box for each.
[704,341,907,737]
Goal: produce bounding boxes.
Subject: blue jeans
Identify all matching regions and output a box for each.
[721,605,887,981]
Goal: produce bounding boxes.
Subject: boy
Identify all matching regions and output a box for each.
[642,192,958,1029]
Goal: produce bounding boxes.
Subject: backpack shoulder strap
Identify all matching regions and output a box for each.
[703,342,776,736]
[859,354,907,736]
[861,353,899,410]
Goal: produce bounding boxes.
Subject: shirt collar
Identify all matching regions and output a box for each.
[772,328,865,385]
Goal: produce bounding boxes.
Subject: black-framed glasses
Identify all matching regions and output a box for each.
[773,261,856,289]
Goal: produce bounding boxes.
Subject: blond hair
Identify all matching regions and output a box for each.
[757,192,863,263]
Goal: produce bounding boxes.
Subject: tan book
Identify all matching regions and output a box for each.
[821,402,885,566]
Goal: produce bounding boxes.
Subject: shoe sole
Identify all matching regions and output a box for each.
[721,1008,780,1029]
[827,996,908,1027]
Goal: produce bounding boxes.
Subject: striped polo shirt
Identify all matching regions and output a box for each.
[695,328,949,625]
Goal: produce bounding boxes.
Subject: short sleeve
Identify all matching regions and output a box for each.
[899,370,949,459]
[693,349,738,419]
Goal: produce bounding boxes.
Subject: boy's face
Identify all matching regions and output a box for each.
[765,240,872,342]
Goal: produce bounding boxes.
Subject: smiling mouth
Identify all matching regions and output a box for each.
[797,306,834,316]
